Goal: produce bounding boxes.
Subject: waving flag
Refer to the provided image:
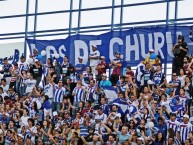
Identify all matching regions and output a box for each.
[113,98,128,113]
[103,86,118,103]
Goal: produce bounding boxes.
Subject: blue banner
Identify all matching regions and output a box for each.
[27,26,193,67]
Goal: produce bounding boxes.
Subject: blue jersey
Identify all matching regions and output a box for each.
[3,64,12,77]
[169,79,181,95]
[144,69,152,83]
[75,63,85,74]
[153,71,165,86]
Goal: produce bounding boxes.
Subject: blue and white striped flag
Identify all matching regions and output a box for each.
[112,98,128,113]
[103,86,118,103]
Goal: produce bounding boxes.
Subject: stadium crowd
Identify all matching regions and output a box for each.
[0,35,192,145]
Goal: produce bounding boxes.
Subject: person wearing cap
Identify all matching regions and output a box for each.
[89,45,100,78]
[15,133,24,145]
[144,48,155,64]
[109,51,123,86]
[99,73,112,89]
[172,35,188,74]
[177,114,193,144]
[96,56,108,83]
[75,56,86,80]
[0,57,12,85]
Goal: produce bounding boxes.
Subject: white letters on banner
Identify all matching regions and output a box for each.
[125,34,139,61]
[58,45,66,58]
[27,31,184,65]
[154,32,165,59]
[109,37,123,61]
[74,40,88,65]
[139,34,149,59]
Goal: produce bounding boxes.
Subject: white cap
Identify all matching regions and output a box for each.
[35,59,39,62]
[17,134,24,139]
[78,56,83,59]
[147,80,155,85]
[149,48,154,52]
[92,45,97,48]
[53,111,58,116]
[100,56,105,59]
[102,73,107,77]
[137,137,145,143]
[5,113,9,116]
[183,114,189,119]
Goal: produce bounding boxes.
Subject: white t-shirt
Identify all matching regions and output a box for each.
[95,113,107,123]
[20,116,30,126]
[89,50,100,66]
[178,75,186,87]
[0,85,9,93]
[25,79,36,93]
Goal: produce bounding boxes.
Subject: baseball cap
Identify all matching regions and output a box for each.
[53,111,58,117]
[35,59,39,62]
[100,56,105,59]
[78,56,83,60]
[137,137,145,143]
[92,45,97,48]
[147,80,155,85]
[102,73,107,77]
[149,48,154,52]
[17,134,24,139]
[183,114,189,119]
